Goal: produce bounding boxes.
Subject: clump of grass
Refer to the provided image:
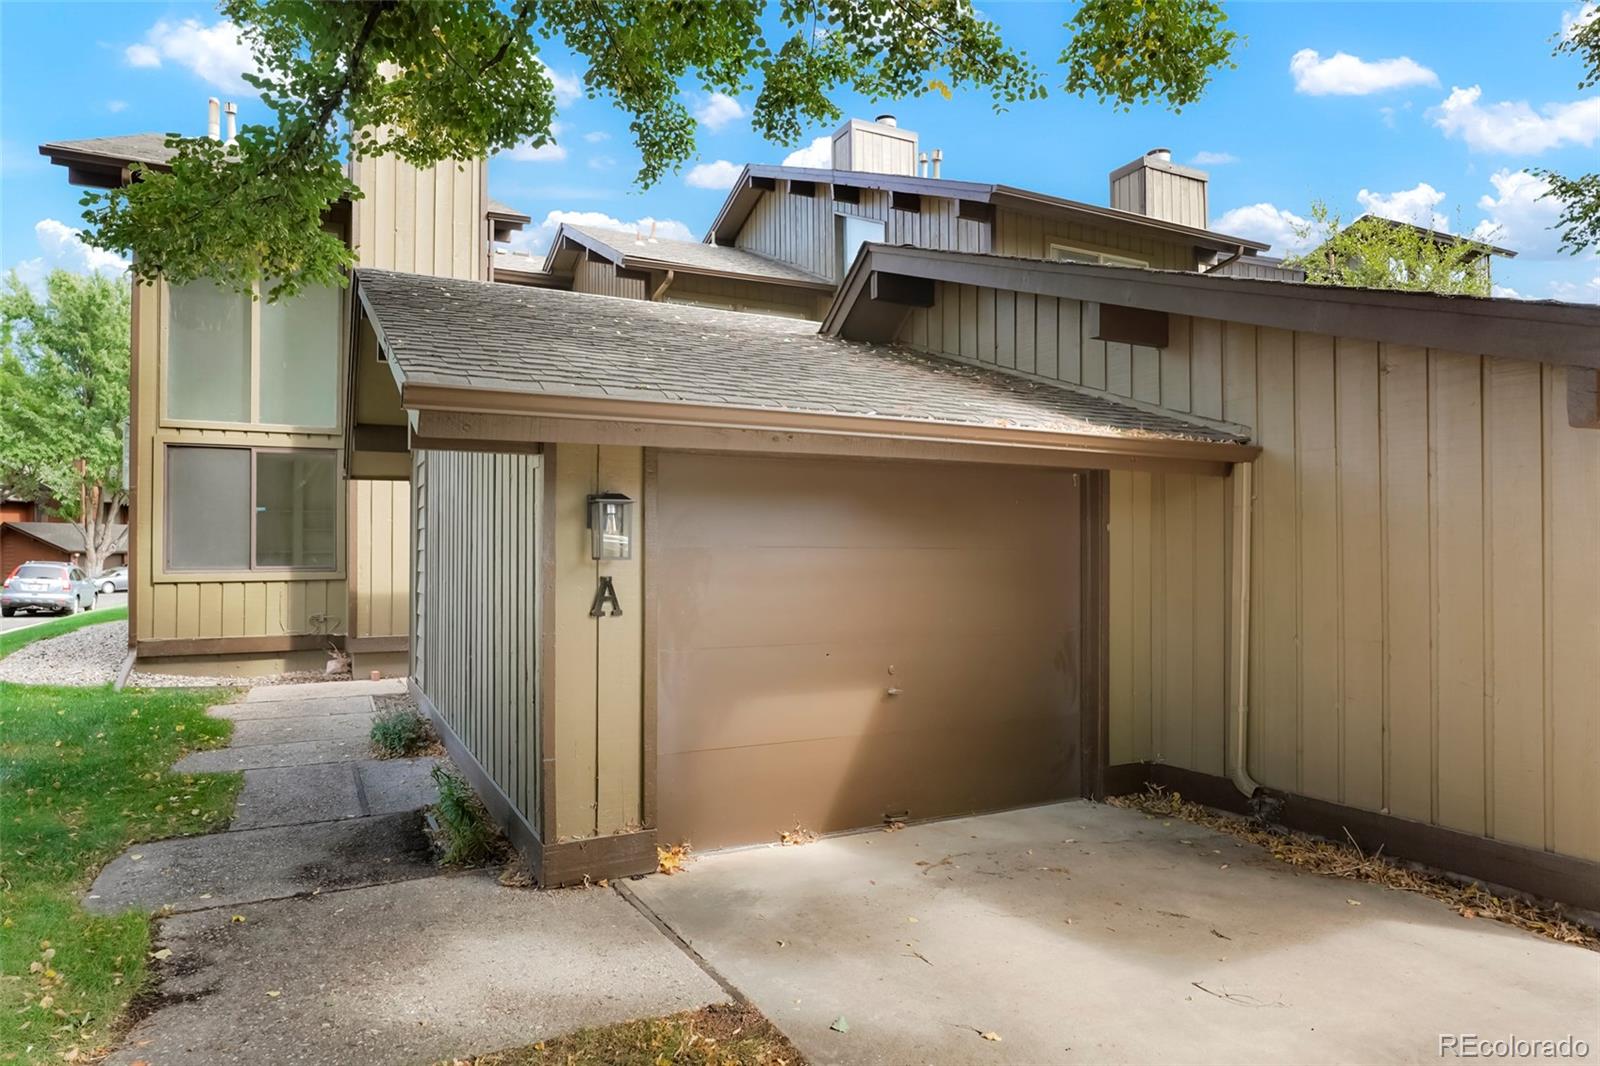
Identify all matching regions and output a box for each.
[0,682,239,1062]
[455,1002,804,1065]
[428,765,504,866]
[369,705,435,759]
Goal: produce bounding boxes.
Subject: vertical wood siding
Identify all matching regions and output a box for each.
[572,259,649,299]
[415,449,541,828]
[898,284,1600,862]
[735,187,992,281]
[352,155,485,279]
[664,275,827,319]
[993,209,1196,270]
[350,479,410,638]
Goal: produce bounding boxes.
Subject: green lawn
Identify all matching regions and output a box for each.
[0,606,128,661]
[0,682,241,1064]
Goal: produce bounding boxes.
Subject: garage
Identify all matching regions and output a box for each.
[653,451,1084,850]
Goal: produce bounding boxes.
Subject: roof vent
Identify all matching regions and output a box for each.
[1147,147,1172,162]
[875,114,898,127]
[206,97,221,141]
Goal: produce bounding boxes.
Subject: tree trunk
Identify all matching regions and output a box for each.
[75,484,125,578]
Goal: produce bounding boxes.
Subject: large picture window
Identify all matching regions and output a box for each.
[165,445,339,572]
[166,280,341,428]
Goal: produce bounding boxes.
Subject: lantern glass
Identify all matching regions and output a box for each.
[587,493,634,560]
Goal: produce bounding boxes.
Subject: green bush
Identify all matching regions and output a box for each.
[369,706,433,758]
[429,765,503,866]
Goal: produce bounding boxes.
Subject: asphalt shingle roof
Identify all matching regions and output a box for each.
[43,133,179,168]
[356,269,1242,444]
[562,224,830,286]
[7,522,128,554]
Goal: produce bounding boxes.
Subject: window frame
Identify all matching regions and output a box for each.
[834,211,887,281]
[159,443,344,579]
[1047,241,1150,269]
[159,279,347,434]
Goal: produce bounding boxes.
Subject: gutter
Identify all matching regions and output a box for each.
[1229,462,1262,799]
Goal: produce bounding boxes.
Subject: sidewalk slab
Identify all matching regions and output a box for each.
[210,695,375,721]
[243,677,407,703]
[105,873,728,1066]
[230,763,364,831]
[175,736,371,772]
[359,757,441,816]
[85,811,435,914]
[228,712,375,748]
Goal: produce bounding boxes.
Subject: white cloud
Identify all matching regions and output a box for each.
[1491,284,1523,300]
[106,100,128,113]
[1432,85,1600,153]
[1356,182,1450,231]
[124,19,257,92]
[1289,49,1438,96]
[588,156,616,171]
[782,135,832,168]
[11,219,129,296]
[542,62,582,105]
[583,131,610,143]
[1213,203,1314,255]
[685,159,742,190]
[694,92,746,131]
[508,141,568,162]
[1473,169,1566,258]
[1189,151,1237,166]
[504,209,694,255]
[1549,274,1600,302]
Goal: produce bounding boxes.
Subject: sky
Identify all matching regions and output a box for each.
[2,1,1597,302]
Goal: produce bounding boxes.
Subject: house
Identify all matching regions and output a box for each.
[45,113,1600,908]
[1301,214,1517,291]
[42,103,527,676]
[1,521,127,577]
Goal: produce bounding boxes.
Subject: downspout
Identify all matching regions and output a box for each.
[1204,243,1246,275]
[1230,461,1263,799]
[650,269,675,302]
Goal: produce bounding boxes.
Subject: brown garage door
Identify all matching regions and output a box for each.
[654,452,1082,850]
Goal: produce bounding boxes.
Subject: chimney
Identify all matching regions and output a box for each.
[206,97,221,140]
[1109,147,1208,229]
[224,102,237,144]
[830,116,919,176]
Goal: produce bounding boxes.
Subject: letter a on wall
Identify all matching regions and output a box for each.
[589,575,623,618]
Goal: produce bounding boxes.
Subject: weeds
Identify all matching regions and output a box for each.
[428,766,504,866]
[369,705,435,759]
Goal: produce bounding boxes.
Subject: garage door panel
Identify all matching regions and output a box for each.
[658,716,1078,850]
[657,453,1077,550]
[657,545,1077,652]
[656,452,1083,850]
[659,636,1075,756]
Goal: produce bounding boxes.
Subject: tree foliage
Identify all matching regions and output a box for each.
[1285,203,1497,297]
[0,271,131,575]
[82,0,1241,299]
[1535,6,1599,254]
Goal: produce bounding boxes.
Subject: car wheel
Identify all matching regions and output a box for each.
[1,607,13,617]
[101,582,115,594]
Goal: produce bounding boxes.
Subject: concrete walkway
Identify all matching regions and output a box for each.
[93,681,725,1065]
[628,801,1600,1066]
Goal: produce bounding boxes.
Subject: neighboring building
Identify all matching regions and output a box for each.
[43,112,1600,911]
[1,521,127,577]
[1300,214,1516,291]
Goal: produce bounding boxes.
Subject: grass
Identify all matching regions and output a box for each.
[0,681,241,1064]
[369,704,435,759]
[454,1003,805,1065]
[429,765,504,866]
[0,606,127,662]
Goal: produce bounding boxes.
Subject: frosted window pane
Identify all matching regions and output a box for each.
[168,282,250,422]
[167,447,250,570]
[255,451,338,569]
[260,284,339,427]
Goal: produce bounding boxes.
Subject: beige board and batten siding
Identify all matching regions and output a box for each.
[131,279,347,654]
[895,287,1600,864]
[992,209,1196,271]
[413,448,542,831]
[348,155,488,641]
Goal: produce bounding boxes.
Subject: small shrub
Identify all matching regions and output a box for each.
[370,706,433,758]
[429,765,504,866]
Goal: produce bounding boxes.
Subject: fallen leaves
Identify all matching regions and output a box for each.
[829,1016,849,1034]
[657,842,691,876]
[778,824,817,846]
[981,1031,1003,1042]
[149,948,172,961]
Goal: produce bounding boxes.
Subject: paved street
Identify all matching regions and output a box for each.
[0,589,126,634]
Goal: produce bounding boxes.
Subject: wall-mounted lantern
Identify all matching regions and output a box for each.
[587,492,634,560]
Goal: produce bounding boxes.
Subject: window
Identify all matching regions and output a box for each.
[1048,243,1148,268]
[165,445,338,572]
[836,214,886,279]
[166,281,341,428]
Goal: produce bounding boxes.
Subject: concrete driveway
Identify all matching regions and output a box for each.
[627,801,1600,1065]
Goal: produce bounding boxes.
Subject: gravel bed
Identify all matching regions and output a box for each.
[0,619,354,689]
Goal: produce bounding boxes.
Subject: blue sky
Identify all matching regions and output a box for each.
[3,1,1597,300]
